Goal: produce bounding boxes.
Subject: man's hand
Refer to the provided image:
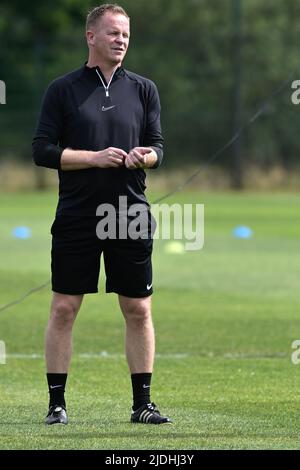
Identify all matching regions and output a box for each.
[60,147,155,171]
[60,147,127,170]
[94,147,127,168]
[125,147,154,170]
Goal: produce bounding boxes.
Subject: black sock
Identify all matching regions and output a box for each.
[131,373,152,410]
[47,373,67,408]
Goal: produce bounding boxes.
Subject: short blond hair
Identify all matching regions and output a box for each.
[86,4,130,30]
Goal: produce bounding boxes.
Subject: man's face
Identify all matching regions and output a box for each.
[88,13,130,66]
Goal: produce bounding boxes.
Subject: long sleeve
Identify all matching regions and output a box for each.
[32,81,64,169]
[144,82,164,169]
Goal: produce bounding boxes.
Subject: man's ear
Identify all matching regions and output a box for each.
[86,30,95,46]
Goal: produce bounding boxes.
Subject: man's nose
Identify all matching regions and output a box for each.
[115,35,124,44]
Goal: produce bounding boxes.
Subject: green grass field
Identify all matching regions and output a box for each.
[1,190,300,450]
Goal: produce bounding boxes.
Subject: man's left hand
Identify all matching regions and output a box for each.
[125,147,154,169]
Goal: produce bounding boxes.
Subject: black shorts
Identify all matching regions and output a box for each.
[51,215,154,298]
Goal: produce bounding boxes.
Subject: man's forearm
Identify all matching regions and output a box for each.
[60,148,95,170]
[61,147,127,170]
[144,148,158,168]
[62,147,159,171]
[147,146,163,169]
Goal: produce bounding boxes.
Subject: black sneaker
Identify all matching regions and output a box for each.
[131,402,172,425]
[45,405,68,425]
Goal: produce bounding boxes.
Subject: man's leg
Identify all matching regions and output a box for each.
[118,294,171,424]
[46,292,83,371]
[45,292,83,424]
[118,295,154,374]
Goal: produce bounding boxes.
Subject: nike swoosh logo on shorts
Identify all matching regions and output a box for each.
[50,385,63,389]
[102,105,116,112]
[146,283,153,290]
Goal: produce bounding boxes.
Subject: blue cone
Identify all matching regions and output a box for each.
[12,226,32,239]
[232,226,253,239]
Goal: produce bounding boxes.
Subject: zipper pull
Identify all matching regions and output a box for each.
[105,89,109,97]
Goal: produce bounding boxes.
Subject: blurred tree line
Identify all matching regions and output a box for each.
[0,0,300,188]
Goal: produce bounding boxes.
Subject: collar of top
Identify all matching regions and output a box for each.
[83,62,124,85]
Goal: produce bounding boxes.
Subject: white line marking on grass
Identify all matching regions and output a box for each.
[5,351,288,360]
[6,352,189,360]
[223,352,287,359]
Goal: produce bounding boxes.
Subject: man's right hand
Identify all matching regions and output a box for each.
[93,147,127,168]
[60,147,127,171]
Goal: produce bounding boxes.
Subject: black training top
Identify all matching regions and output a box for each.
[32,64,164,216]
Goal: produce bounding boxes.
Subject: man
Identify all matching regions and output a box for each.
[32,4,171,425]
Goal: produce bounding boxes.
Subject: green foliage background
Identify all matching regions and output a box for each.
[1,0,300,172]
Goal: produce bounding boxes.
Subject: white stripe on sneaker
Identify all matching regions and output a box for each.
[143,411,152,423]
[140,410,152,423]
[145,412,153,423]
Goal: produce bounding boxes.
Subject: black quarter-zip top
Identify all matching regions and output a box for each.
[32,64,164,216]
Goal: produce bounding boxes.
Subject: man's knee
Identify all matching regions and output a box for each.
[120,297,152,324]
[50,295,81,327]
